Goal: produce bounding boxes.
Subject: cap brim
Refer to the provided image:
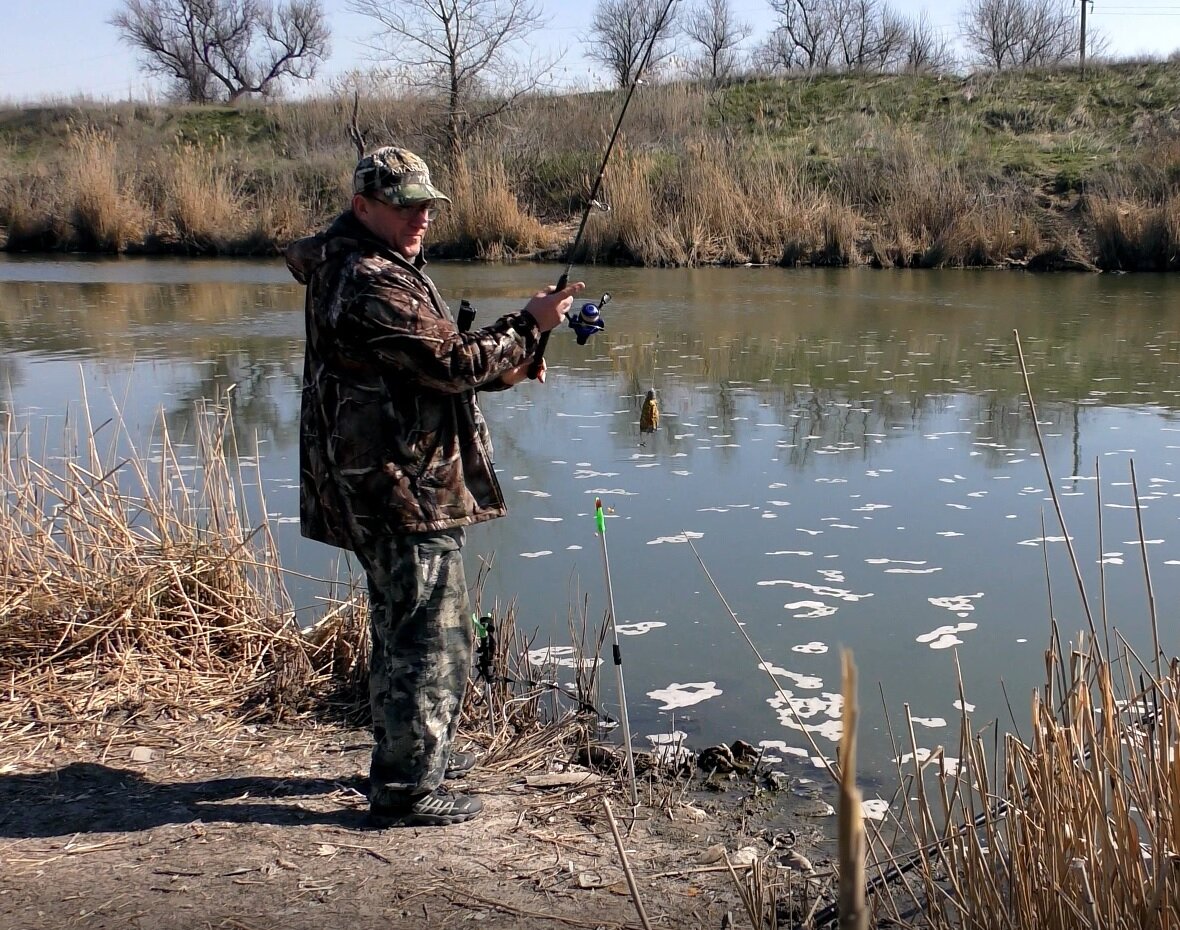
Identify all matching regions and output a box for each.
[391,183,451,205]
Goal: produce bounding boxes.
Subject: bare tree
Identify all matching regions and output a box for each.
[683,0,752,85]
[349,0,552,158]
[111,0,329,103]
[903,11,957,73]
[766,0,837,70]
[961,0,1103,70]
[833,0,908,71]
[588,0,681,89]
[751,25,804,74]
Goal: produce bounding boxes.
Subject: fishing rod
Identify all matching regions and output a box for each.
[528,0,678,380]
[596,497,638,806]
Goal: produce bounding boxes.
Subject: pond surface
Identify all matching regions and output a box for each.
[3,254,1179,795]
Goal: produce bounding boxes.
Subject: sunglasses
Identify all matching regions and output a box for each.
[371,197,441,221]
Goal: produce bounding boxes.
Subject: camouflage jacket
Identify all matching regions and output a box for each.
[286,210,542,550]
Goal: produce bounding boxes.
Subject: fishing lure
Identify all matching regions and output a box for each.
[640,389,659,433]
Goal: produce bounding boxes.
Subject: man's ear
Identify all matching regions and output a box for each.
[352,193,370,218]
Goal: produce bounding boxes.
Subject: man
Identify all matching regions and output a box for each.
[285,146,583,827]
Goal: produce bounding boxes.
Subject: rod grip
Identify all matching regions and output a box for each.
[528,272,569,380]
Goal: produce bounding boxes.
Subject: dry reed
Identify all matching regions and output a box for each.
[0,392,612,767]
[0,396,333,739]
[818,334,1180,928]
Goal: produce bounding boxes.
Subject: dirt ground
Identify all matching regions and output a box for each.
[0,723,839,930]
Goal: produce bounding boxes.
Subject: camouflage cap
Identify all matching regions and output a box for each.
[353,146,451,205]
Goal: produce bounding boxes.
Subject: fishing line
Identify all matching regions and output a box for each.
[528,0,678,379]
[681,533,840,785]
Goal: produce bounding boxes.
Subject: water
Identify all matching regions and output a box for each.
[3,254,1179,797]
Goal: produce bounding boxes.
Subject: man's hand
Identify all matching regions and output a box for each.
[523,281,585,333]
[502,358,545,386]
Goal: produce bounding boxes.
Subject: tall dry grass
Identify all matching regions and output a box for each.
[433,154,556,259]
[157,140,246,249]
[65,127,145,251]
[4,69,1180,266]
[0,393,356,734]
[0,390,609,760]
[1088,191,1180,271]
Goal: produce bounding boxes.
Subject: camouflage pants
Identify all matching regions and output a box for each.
[355,528,473,807]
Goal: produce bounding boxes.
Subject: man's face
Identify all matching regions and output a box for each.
[354,195,440,258]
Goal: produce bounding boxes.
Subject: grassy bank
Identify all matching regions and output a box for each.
[3,60,1180,270]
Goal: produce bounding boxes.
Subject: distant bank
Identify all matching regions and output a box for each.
[2,61,1179,271]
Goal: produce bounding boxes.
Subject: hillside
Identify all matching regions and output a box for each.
[2,60,1179,269]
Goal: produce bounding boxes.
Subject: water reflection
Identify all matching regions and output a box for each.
[3,256,1179,781]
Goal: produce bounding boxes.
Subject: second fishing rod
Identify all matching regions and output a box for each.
[527,0,678,380]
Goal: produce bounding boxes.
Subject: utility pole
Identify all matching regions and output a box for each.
[1080,0,1089,75]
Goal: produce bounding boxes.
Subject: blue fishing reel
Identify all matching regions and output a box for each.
[568,292,609,345]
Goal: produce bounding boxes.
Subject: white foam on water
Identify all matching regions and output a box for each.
[937,531,965,537]
[646,531,705,545]
[890,567,943,574]
[698,506,730,512]
[898,749,961,776]
[534,517,563,523]
[647,681,723,710]
[527,646,603,669]
[866,558,926,565]
[911,716,948,728]
[274,516,299,524]
[1018,536,1072,546]
[759,580,873,602]
[566,545,583,551]
[1123,538,1164,546]
[767,691,845,742]
[783,600,839,619]
[761,663,823,689]
[953,699,976,712]
[852,503,892,512]
[797,528,824,536]
[918,622,978,650]
[767,500,792,507]
[512,475,530,481]
[792,641,829,654]
[819,569,845,583]
[586,488,637,496]
[770,550,814,557]
[616,621,667,636]
[520,551,553,558]
[758,739,810,760]
[862,799,890,821]
[928,595,983,616]
[646,732,695,767]
[518,489,552,498]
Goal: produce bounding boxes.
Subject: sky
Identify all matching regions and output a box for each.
[3,0,1180,103]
